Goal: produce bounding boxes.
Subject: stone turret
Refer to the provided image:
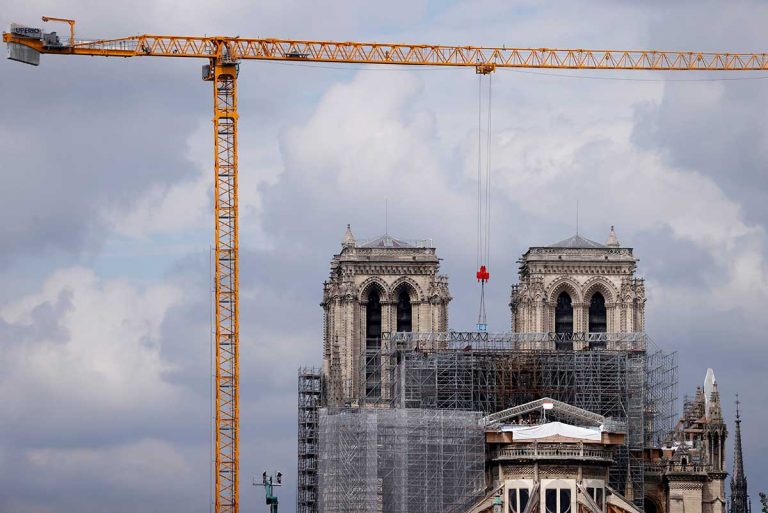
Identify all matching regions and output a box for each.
[606,225,620,247]
[342,224,355,248]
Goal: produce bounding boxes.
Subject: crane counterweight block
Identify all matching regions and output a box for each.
[7,41,40,65]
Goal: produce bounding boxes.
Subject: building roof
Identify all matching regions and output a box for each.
[547,234,607,249]
[358,234,418,248]
[482,397,606,428]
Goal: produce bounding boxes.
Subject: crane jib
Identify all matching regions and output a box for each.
[5,26,768,70]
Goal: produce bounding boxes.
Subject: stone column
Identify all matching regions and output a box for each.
[542,301,553,332]
[572,302,587,333]
[605,303,618,333]
[626,299,635,332]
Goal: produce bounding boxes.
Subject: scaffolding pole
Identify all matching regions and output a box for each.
[298,367,322,513]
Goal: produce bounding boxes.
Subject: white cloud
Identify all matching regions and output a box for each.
[0,267,183,416]
[278,70,479,252]
[106,119,212,239]
[284,72,435,192]
[109,113,282,250]
[490,105,767,312]
[272,50,768,318]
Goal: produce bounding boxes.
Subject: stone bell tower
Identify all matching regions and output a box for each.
[510,226,646,334]
[321,225,451,405]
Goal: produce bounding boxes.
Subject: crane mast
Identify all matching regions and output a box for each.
[207,51,241,513]
[4,18,766,513]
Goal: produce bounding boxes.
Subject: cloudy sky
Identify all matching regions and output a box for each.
[1,1,767,511]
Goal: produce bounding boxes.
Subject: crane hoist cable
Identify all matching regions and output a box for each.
[476,73,493,331]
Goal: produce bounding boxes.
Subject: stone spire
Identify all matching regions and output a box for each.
[624,460,634,501]
[606,225,620,247]
[729,396,750,513]
[709,381,723,423]
[342,224,356,248]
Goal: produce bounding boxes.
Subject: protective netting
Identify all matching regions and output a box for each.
[318,408,485,513]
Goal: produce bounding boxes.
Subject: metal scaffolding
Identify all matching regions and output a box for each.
[300,332,677,512]
[645,343,678,447]
[298,367,322,513]
[318,408,485,513]
[368,331,676,510]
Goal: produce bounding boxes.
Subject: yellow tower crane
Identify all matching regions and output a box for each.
[4,16,767,513]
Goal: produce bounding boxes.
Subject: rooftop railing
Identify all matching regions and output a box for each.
[493,444,614,463]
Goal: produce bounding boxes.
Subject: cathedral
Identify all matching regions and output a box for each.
[297,226,749,513]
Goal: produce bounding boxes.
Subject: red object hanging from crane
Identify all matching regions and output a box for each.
[476,265,490,282]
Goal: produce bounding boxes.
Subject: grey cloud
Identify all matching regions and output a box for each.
[0,58,203,265]
[0,288,72,347]
[632,1,768,229]
[632,226,721,289]
[632,82,768,227]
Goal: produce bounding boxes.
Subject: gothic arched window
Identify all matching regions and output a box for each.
[365,289,383,398]
[365,289,381,340]
[555,291,573,335]
[396,288,412,332]
[589,292,607,333]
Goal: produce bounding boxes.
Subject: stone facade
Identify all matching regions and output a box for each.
[321,226,451,405]
[510,228,645,334]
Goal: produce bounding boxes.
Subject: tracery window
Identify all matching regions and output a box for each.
[545,488,571,513]
[587,487,604,509]
[508,488,530,513]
